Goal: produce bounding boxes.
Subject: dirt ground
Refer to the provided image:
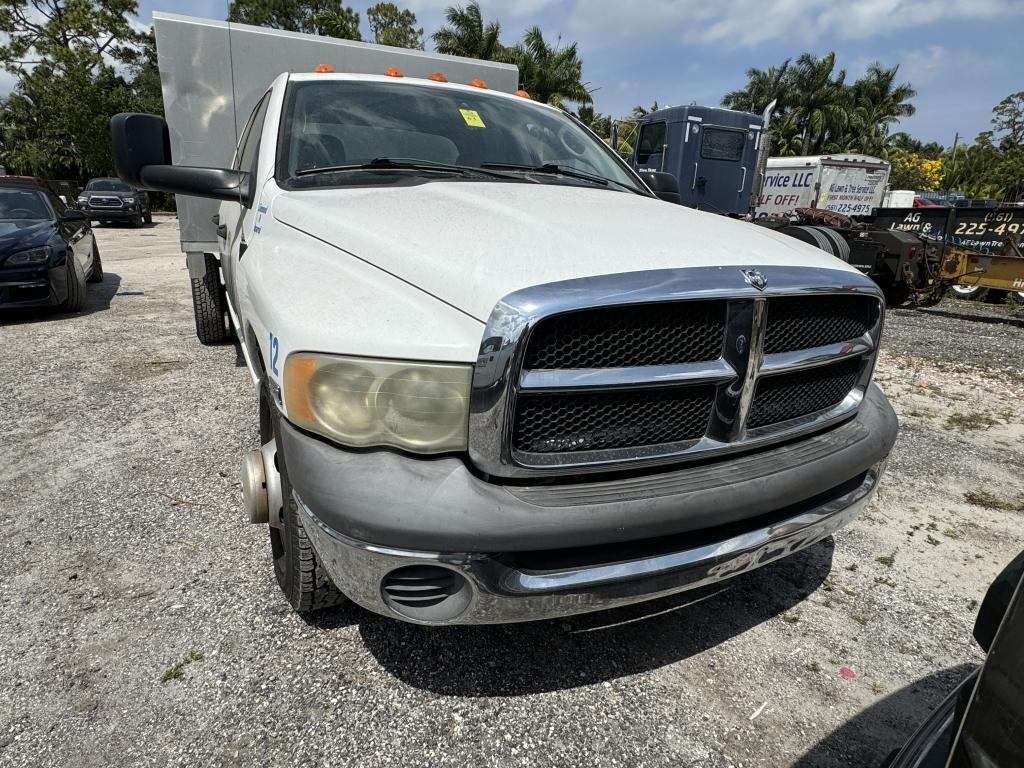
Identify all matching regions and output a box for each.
[1,216,1022,767]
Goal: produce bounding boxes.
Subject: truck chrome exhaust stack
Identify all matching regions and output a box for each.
[241,441,284,528]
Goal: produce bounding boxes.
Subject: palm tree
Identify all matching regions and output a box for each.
[722,61,790,114]
[845,63,916,155]
[431,2,503,60]
[787,53,848,155]
[505,27,592,107]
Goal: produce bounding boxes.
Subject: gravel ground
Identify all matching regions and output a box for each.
[2,218,1022,767]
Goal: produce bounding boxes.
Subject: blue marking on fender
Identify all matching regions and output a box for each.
[254,204,268,235]
[269,332,280,376]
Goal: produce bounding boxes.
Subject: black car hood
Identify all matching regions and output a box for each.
[0,220,55,255]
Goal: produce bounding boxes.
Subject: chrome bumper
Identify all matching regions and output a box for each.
[298,463,883,625]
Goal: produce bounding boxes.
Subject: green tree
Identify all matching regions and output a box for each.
[0,0,154,178]
[505,27,591,107]
[0,0,144,71]
[227,0,362,40]
[0,51,136,177]
[367,3,423,49]
[431,2,504,60]
[788,52,848,155]
[991,91,1024,147]
[722,61,790,115]
[842,63,916,155]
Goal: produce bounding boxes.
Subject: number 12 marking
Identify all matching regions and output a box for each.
[269,333,280,376]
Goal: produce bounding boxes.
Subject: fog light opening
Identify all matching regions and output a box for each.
[381,565,472,623]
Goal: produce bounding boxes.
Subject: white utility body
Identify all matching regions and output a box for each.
[112,15,897,625]
[754,154,891,218]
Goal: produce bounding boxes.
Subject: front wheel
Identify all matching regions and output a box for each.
[144,210,153,225]
[262,392,345,613]
[86,240,103,283]
[59,256,87,312]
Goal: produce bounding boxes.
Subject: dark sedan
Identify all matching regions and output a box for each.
[77,177,151,227]
[0,178,101,312]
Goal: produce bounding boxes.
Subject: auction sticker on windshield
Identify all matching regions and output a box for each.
[459,109,486,128]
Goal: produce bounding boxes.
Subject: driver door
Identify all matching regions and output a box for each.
[219,92,271,312]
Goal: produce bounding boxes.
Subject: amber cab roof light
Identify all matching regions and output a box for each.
[384,67,404,77]
[313,63,335,73]
[468,78,488,89]
[427,72,448,82]
[515,89,531,99]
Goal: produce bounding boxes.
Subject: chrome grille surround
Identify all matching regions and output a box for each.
[468,266,884,479]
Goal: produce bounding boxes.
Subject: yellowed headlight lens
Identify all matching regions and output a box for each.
[283,353,472,453]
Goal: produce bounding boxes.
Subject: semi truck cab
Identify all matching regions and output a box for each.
[626,105,763,215]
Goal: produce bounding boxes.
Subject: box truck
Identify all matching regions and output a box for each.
[110,13,896,625]
[754,154,890,218]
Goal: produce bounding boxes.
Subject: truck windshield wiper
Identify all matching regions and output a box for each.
[478,162,617,189]
[295,157,519,180]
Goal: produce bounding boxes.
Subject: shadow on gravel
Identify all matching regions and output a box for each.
[793,663,976,768]
[343,538,834,695]
[0,272,121,325]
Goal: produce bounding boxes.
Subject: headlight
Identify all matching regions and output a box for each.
[77,196,87,203]
[283,353,472,453]
[123,197,135,204]
[4,246,52,267]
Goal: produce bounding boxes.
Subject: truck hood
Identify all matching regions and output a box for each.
[272,182,859,321]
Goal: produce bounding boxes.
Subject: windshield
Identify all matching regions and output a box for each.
[278,80,644,193]
[85,179,132,192]
[0,188,52,220]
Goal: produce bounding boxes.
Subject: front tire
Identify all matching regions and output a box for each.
[144,210,153,225]
[86,240,103,283]
[263,391,345,613]
[190,253,230,345]
[59,256,87,312]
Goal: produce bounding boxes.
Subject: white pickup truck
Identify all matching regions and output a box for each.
[111,15,896,625]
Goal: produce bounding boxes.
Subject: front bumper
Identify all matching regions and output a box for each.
[0,264,65,308]
[285,384,896,624]
[82,207,136,221]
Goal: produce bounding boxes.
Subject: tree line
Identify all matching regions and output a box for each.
[0,0,1019,202]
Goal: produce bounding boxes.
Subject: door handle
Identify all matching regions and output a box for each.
[216,224,227,239]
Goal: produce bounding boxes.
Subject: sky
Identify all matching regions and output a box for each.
[105,0,1024,146]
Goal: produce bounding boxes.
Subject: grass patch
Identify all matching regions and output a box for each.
[964,490,1024,512]
[876,553,896,568]
[806,662,822,674]
[905,408,934,419]
[875,576,897,588]
[942,528,960,539]
[161,649,204,683]
[945,413,999,432]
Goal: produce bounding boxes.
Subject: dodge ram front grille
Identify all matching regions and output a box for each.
[523,301,726,369]
[469,267,884,478]
[747,358,862,429]
[764,295,877,354]
[512,385,715,453]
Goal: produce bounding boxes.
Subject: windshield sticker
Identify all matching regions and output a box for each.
[459,109,486,128]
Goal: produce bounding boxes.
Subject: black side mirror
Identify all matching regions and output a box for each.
[110,113,252,205]
[61,209,89,222]
[639,171,681,205]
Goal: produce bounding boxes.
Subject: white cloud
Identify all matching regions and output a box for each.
[558,0,1023,48]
